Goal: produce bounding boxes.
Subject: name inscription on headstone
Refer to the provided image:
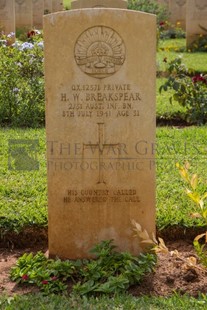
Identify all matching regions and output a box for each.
[60,83,141,119]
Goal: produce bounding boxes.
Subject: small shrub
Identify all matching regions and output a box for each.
[176,162,207,268]
[127,0,169,24]
[160,21,186,40]
[127,0,169,46]
[10,240,157,295]
[0,31,44,127]
[159,57,207,124]
[189,25,207,52]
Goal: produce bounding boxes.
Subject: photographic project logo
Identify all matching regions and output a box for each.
[8,139,39,171]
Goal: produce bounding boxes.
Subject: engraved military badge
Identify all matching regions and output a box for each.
[74,26,126,79]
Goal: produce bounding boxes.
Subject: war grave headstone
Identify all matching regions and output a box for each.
[52,0,63,12]
[169,0,186,30]
[156,0,186,30]
[33,0,44,29]
[71,0,127,9]
[44,0,52,14]
[186,0,207,47]
[44,1,156,259]
[0,0,15,36]
[15,0,33,31]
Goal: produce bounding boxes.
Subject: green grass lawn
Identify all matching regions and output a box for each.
[156,78,187,121]
[0,128,47,232]
[156,38,207,121]
[0,292,207,310]
[0,126,206,233]
[156,126,207,229]
[157,38,207,73]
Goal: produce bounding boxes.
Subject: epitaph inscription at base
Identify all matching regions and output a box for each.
[44,9,156,259]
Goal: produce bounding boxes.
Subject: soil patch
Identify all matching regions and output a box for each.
[130,240,207,297]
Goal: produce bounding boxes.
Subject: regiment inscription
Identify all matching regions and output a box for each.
[61,82,141,119]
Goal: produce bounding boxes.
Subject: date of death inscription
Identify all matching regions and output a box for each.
[63,189,140,204]
[60,83,141,118]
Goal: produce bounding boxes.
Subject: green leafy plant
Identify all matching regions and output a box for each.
[127,0,169,24]
[159,21,185,40]
[10,251,76,294]
[0,31,44,127]
[189,25,207,52]
[127,0,169,46]
[132,221,207,275]
[10,240,157,296]
[176,162,207,267]
[159,57,207,124]
[74,240,157,295]
[131,220,168,254]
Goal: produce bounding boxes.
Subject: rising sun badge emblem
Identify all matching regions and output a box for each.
[74,26,126,79]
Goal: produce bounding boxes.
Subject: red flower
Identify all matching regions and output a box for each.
[159,21,165,27]
[42,280,49,285]
[22,274,29,281]
[27,30,36,38]
[51,276,58,281]
[192,74,207,84]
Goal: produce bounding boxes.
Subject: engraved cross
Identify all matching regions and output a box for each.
[83,123,120,184]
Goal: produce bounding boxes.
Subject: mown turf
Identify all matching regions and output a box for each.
[0,293,207,310]
[157,38,207,73]
[0,126,207,233]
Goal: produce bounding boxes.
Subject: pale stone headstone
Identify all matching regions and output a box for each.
[186,0,207,47]
[169,0,186,30]
[71,0,127,9]
[44,5,156,259]
[44,0,52,14]
[33,0,44,29]
[52,0,63,12]
[0,0,15,36]
[15,0,33,31]
[156,0,186,30]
